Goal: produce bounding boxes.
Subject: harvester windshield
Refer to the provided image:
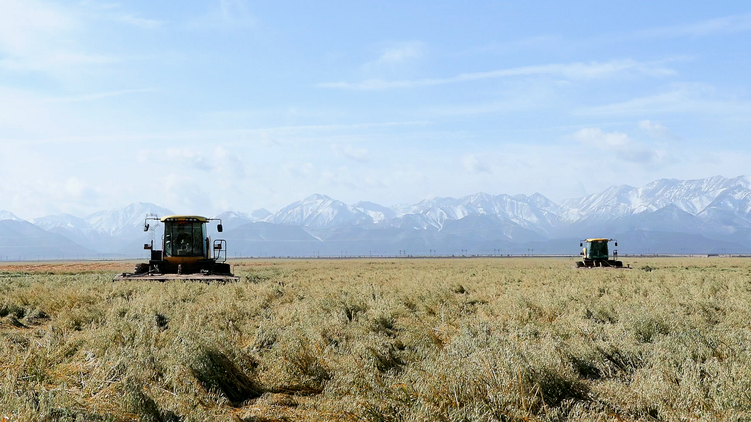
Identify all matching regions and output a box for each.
[586,240,609,260]
[164,219,206,257]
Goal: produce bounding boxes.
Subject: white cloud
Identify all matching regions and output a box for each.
[114,14,163,29]
[161,173,213,213]
[362,40,426,73]
[78,1,120,11]
[283,162,315,179]
[637,13,751,38]
[639,120,676,140]
[319,59,675,90]
[320,166,360,190]
[64,177,100,202]
[578,84,751,117]
[376,42,424,64]
[572,128,666,165]
[0,0,74,53]
[136,148,151,163]
[166,148,214,171]
[79,1,163,28]
[0,0,119,73]
[462,154,491,174]
[41,88,156,103]
[213,146,247,181]
[573,128,630,148]
[157,146,249,181]
[359,41,427,80]
[333,144,369,162]
[188,0,256,30]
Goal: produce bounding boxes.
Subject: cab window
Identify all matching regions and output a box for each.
[164,221,206,257]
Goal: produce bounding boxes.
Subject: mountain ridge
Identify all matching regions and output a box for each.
[2,175,750,258]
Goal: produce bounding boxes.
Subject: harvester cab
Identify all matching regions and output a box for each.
[114,215,239,282]
[575,238,626,268]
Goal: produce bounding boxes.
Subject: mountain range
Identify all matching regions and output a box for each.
[1,175,750,260]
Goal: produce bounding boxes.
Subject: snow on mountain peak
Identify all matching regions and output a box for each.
[85,202,174,237]
[561,175,751,223]
[352,201,396,223]
[0,210,23,222]
[13,174,751,251]
[273,194,372,228]
[31,214,90,231]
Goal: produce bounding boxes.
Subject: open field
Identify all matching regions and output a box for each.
[2,258,751,421]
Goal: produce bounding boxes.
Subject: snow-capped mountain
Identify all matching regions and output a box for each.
[698,185,751,221]
[392,192,564,235]
[85,202,174,238]
[27,204,174,253]
[272,194,371,229]
[213,209,273,231]
[561,176,750,223]
[3,175,751,258]
[353,201,397,223]
[0,210,23,221]
[32,213,90,231]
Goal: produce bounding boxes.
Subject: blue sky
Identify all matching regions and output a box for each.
[1,0,750,219]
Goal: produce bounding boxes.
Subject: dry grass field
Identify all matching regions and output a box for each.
[2,257,751,421]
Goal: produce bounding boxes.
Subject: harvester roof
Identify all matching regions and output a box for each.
[160,215,209,222]
[584,238,611,242]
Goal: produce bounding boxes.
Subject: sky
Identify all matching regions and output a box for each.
[1,0,750,219]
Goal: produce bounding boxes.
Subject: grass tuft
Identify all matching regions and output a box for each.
[189,347,263,405]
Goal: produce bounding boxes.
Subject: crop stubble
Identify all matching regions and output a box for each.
[1,258,750,421]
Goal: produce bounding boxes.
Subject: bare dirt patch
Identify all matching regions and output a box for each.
[0,261,134,274]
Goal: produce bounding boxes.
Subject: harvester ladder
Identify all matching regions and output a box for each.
[213,239,228,262]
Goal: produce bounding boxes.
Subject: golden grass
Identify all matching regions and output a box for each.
[2,257,751,421]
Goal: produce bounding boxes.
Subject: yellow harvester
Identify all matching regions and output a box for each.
[575,238,627,268]
[114,215,239,282]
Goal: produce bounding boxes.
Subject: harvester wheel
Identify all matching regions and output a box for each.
[575,261,585,268]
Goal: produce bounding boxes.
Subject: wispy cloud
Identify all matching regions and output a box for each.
[78,1,121,11]
[0,0,124,73]
[187,0,256,30]
[3,120,431,146]
[636,13,751,38]
[333,144,369,163]
[166,148,215,171]
[113,14,163,29]
[639,120,677,140]
[0,0,75,69]
[372,41,425,65]
[318,59,676,90]
[79,1,163,28]
[362,40,426,76]
[572,128,668,165]
[41,88,156,103]
[462,154,492,174]
[283,162,316,179]
[578,84,751,117]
